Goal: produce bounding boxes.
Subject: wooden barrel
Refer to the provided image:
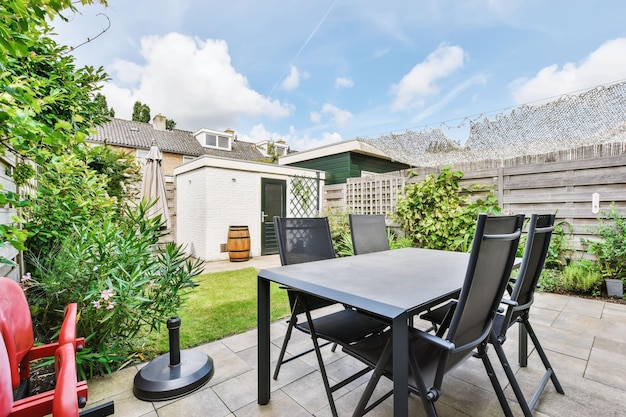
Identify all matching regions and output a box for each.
[227,226,250,262]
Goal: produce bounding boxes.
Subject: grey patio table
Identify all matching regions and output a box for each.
[257,247,473,417]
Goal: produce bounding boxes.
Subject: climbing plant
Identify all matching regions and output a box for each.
[394,167,500,252]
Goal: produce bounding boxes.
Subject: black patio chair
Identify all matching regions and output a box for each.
[272,217,388,417]
[421,214,564,416]
[342,213,525,417]
[489,213,565,415]
[349,214,390,255]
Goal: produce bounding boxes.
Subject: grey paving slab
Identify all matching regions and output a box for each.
[156,386,231,417]
[585,336,626,391]
[83,261,626,417]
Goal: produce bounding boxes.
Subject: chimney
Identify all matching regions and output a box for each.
[153,114,166,131]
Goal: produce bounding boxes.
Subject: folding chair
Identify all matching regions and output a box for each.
[273,217,388,417]
[349,214,390,255]
[342,214,525,417]
[489,213,564,416]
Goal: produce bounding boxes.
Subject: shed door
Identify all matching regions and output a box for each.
[261,178,286,255]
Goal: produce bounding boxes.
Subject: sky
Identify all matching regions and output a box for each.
[51,0,626,151]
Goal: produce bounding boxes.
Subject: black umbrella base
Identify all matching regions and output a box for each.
[133,350,214,401]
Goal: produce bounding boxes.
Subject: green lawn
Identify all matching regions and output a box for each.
[139,267,290,357]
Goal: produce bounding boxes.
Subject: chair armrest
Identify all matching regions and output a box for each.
[410,329,455,351]
[53,344,82,416]
[27,303,83,361]
[500,298,518,307]
[58,304,78,346]
[28,337,85,361]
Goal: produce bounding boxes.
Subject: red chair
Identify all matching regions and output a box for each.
[0,277,114,417]
[0,277,83,398]
[1,331,89,417]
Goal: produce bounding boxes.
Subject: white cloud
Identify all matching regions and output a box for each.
[510,38,626,105]
[412,74,488,123]
[280,65,301,91]
[103,32,291,130]
[322,103,353,126]
[309,103,353,127]
[335,77,354,88]
[391,43,467,111]
[109,59,143,85]
[310,111,322,123]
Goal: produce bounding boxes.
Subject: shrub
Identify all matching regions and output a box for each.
[24,201,204,378]
[560,260,603,295]
[537,269,564,293]
[394,167,500,252]
[323,207,352,256]
[23,153,116,256]
[584,205,626,282]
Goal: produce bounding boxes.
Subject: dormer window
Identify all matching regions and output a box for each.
[256,140,289,157]
[193,128,233,151]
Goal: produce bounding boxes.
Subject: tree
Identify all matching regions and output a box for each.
[0,0,109,259]
[93,93,115,117]
[166,118,176,130]
[132,101,151,123]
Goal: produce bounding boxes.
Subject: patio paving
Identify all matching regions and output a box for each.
[85,255,626,416]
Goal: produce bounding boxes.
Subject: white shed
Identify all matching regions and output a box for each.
[175,155,325,262]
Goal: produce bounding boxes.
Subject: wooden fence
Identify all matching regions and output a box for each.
[323,143,626,256]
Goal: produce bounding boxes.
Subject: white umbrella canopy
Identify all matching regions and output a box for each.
[141,141,171,229]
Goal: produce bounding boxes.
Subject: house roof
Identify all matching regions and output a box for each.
[278,139,392,165]
[88,118,266,162]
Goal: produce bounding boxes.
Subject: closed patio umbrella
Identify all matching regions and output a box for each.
[141,140,171,229]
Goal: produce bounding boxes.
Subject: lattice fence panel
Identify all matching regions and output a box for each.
[290,176,319,217]
[346,174,406,216]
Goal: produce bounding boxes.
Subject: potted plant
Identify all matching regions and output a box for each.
[584,205,626,299]
[605,278,624,298]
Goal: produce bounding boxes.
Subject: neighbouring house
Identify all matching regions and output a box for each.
[175,156,325,261]
[87,115,267,177]
[88,114,324,261]
[278,139,411,185]
[87,115,270,238]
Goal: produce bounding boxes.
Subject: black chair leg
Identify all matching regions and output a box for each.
[523,321,565,398]
[477,342,515,417]
[491,337,534,417]
[519,322,528,367]
[303,307,339,417]
[273,311,297,380]
[352,340,392,417]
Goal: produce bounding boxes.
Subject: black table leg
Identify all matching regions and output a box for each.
[258,277,271,404]
[392,314,409,417]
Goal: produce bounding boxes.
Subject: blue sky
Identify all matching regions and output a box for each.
[53,1,626,151]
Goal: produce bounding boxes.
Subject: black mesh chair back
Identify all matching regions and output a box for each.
[275,217,336,265]
[274,217,336,313]
[507,213,555,321]
[439,214,525,373]
[349,214,390,255]
[344,214,524,417]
